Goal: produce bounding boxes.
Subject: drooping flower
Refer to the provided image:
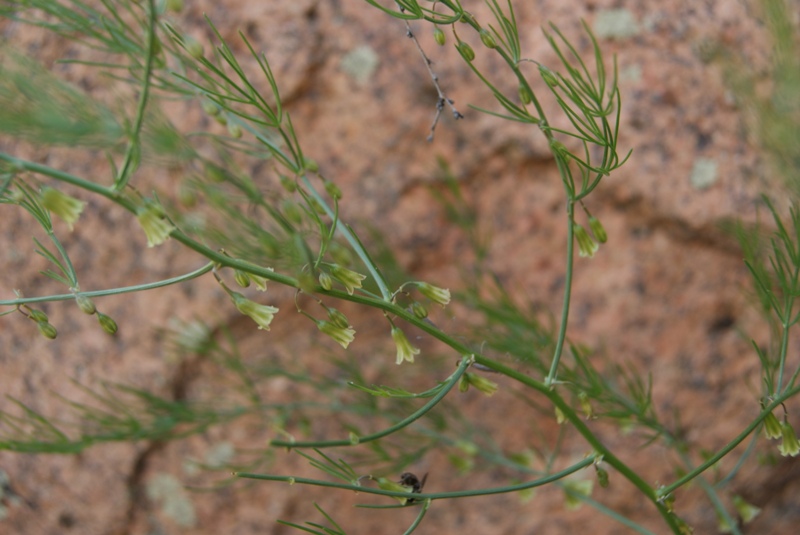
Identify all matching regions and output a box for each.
[40,186,85,230]
[97,312,118,334]
[732,495,760,524]
[588,216,608,243]
[763,410,783,440]
[316,320,355,349]
[231,292,278,331]
[392,327,420,365]
[417,282,451,306]
[458,372,498,396]
[778,421,800,457]
[574,223,599,258]
[329,264,366,295]
[136,205,175,247]
[375,477,414,505]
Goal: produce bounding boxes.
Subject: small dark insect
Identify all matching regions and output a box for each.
[399,472,428,503]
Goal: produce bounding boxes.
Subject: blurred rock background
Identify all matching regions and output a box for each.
[1,0,799,534]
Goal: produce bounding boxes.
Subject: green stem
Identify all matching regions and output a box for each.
[300,175,392,301]
[0,263,214,306]
[270,355,471,448]
[401,499,431,535]
[113,0,157,192]
[236,455,596,500]
[659,386,800,497]
[545,200,575,387]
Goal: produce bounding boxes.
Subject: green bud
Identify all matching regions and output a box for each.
[227,122,243,139]
[479,29,497,49]
[574,224,599,258]
[75,294,97,315]
[596,466,609,488]
[303,157,319,173]
[297,272,317,293]
[411,302,428,319]
[588,216,607,243]
[279,174,297,193]
[327,308,350,330]
[324,180,342,201]
[200,100,218,117]
[456,41,475,62]
[319,271,333,291]
[281,199,303,225]
[433,27,446,46]
[462,372,498,396]
[417,282,451,306]
[518,84,533,105]
[28,309,49,323]
[458,374,470,393]
[234,269,251,288]
[578,391,594,419]
[37,321,58,340]
[97,312,118,334]
[539,65,559,88]
[213,114,228,126]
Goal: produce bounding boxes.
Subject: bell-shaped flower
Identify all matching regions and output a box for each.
[136,205,175,247]
[40,187,85,230]
[316,320,355,349]
[329,264,366,295]
[231,292,278,331]
[778,421,800,457]
[392,327,420,365]
[417,282,451,306]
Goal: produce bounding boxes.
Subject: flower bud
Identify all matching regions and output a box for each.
[479,29,497,49]
[539,65,559,88]
[319,271,333,291]
[595,466,609,488]
[410,302,428,319]
[588,216,607,243]
[326,308,350,330]
[574,224,599,258]
[227,122,243,139]
[28,309,49,323]
[456,41,475,62]
[36,321,57,339]
[461,372,498,396]
[75,294,97,315]
[202,100,220,116]
[40,187,85,230]
[279,174,297,192]
[250,269,272,292]
[234,269,251,288]
[213,114,228,126]
[375,477,413,505]
[303,157,319,173]
[97,312,118,334]
[518,84,533,105]
[433,27,446,46]
[324,180,342,201]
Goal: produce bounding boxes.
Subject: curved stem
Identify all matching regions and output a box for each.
[236,455,596,500]
[270,355,471,448]
[659,386,800,497]
[113,0,157,191]
[0,263,214,306]
[545,200,575,387]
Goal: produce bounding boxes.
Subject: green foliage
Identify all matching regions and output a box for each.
[0,1,798,534]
